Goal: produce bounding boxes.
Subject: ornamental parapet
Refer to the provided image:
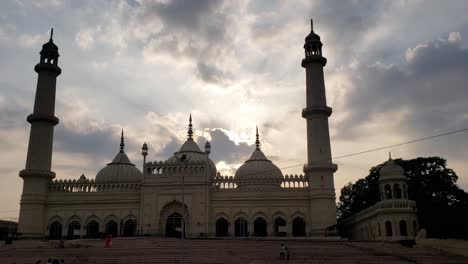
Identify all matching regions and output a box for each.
[145,160,210,177]
[340,199,417,226]
[301,106,332,118]
[48,178,141,192]
[211,173,309,190]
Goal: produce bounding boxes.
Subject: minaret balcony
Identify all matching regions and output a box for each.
[304,163,338,173]
[301,55,327,67]
[27,114,59,125]
[302,106,332,118]
[34,63,62,75]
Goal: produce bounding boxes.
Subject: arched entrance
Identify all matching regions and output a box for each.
[105,220,118,237]
[235,217,248,237]
[166,212,183,238]
[49,221,62,240]
[274,217,287,236]
[123,219,137,237]
[292,217,305,237]
[216,218,229,237]
[86,221,100,238]
[253,217,267,237]
[67,221,81,239]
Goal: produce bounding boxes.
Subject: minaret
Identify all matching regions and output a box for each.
[301,20,338,234]
[18,29,61,238]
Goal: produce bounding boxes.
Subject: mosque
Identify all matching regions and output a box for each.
[16,21,418,240]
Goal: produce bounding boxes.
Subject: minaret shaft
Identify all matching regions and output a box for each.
[18,31,61,238]
[302,21,338,234]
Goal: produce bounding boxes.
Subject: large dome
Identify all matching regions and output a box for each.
[234,128,283,190]
[95,131,142,183]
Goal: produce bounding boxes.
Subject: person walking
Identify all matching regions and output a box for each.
[105,234,112,248]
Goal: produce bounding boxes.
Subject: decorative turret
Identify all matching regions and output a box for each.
[304,20,323,58]
[18,30,62,238]
[301,19,338,234]
[204,141,211,156]
[379,153,408,200]
[39,29,59,66]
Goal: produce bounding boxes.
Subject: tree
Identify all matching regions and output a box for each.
[337,156,468,238]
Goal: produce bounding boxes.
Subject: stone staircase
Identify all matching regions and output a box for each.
[0,238,466,264]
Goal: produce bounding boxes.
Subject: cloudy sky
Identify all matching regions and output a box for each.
[1,0,468,220]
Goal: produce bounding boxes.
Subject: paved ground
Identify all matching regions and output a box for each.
[0,238,467,264]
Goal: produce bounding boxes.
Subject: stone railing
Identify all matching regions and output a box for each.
[145,160,210,176]
[340,199,417,225]
[282,174,309,188]
[211,174,309,190]
[48,179,141,192]
[212,175,237,189]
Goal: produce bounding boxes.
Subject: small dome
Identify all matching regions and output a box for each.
[96,152,142,183]
[42,39,58,51]
[234,127,283,190]
[305,19,321,42]
[95,130,142,183]
[379,156,405,181]
[41,29,59,52]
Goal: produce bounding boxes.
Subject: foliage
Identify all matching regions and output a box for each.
[337,157,468,238]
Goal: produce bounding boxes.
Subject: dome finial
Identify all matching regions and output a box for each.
[120,129,125,153]
[311,19,314,31]
[388,152,392,160]
[188,114,193,139]
[50,28,54,41]
[255,125,260,149]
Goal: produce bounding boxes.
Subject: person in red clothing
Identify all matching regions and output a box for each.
[105,234,112,248]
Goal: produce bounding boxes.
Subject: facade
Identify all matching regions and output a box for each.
[339,155,419,241]
[17,21,412,240]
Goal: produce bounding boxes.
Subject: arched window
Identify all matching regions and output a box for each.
[378,223,382,237]
[292,217,306,237]
[403,184,408,199]
[123,219,136,237]
[86,221,100,238]
[274,217,287,237]
[394,184,402,199]
[49,221,62,240]
[384,184,393,199]
[105,220,118,237]
[234,217,248,237]
[253,217,267,237]
[399,220,408,236]
[385,221,393,237]
[216,218,229,237]
[67,221,81,239]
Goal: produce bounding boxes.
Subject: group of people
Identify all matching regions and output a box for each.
[280,242,291,261]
